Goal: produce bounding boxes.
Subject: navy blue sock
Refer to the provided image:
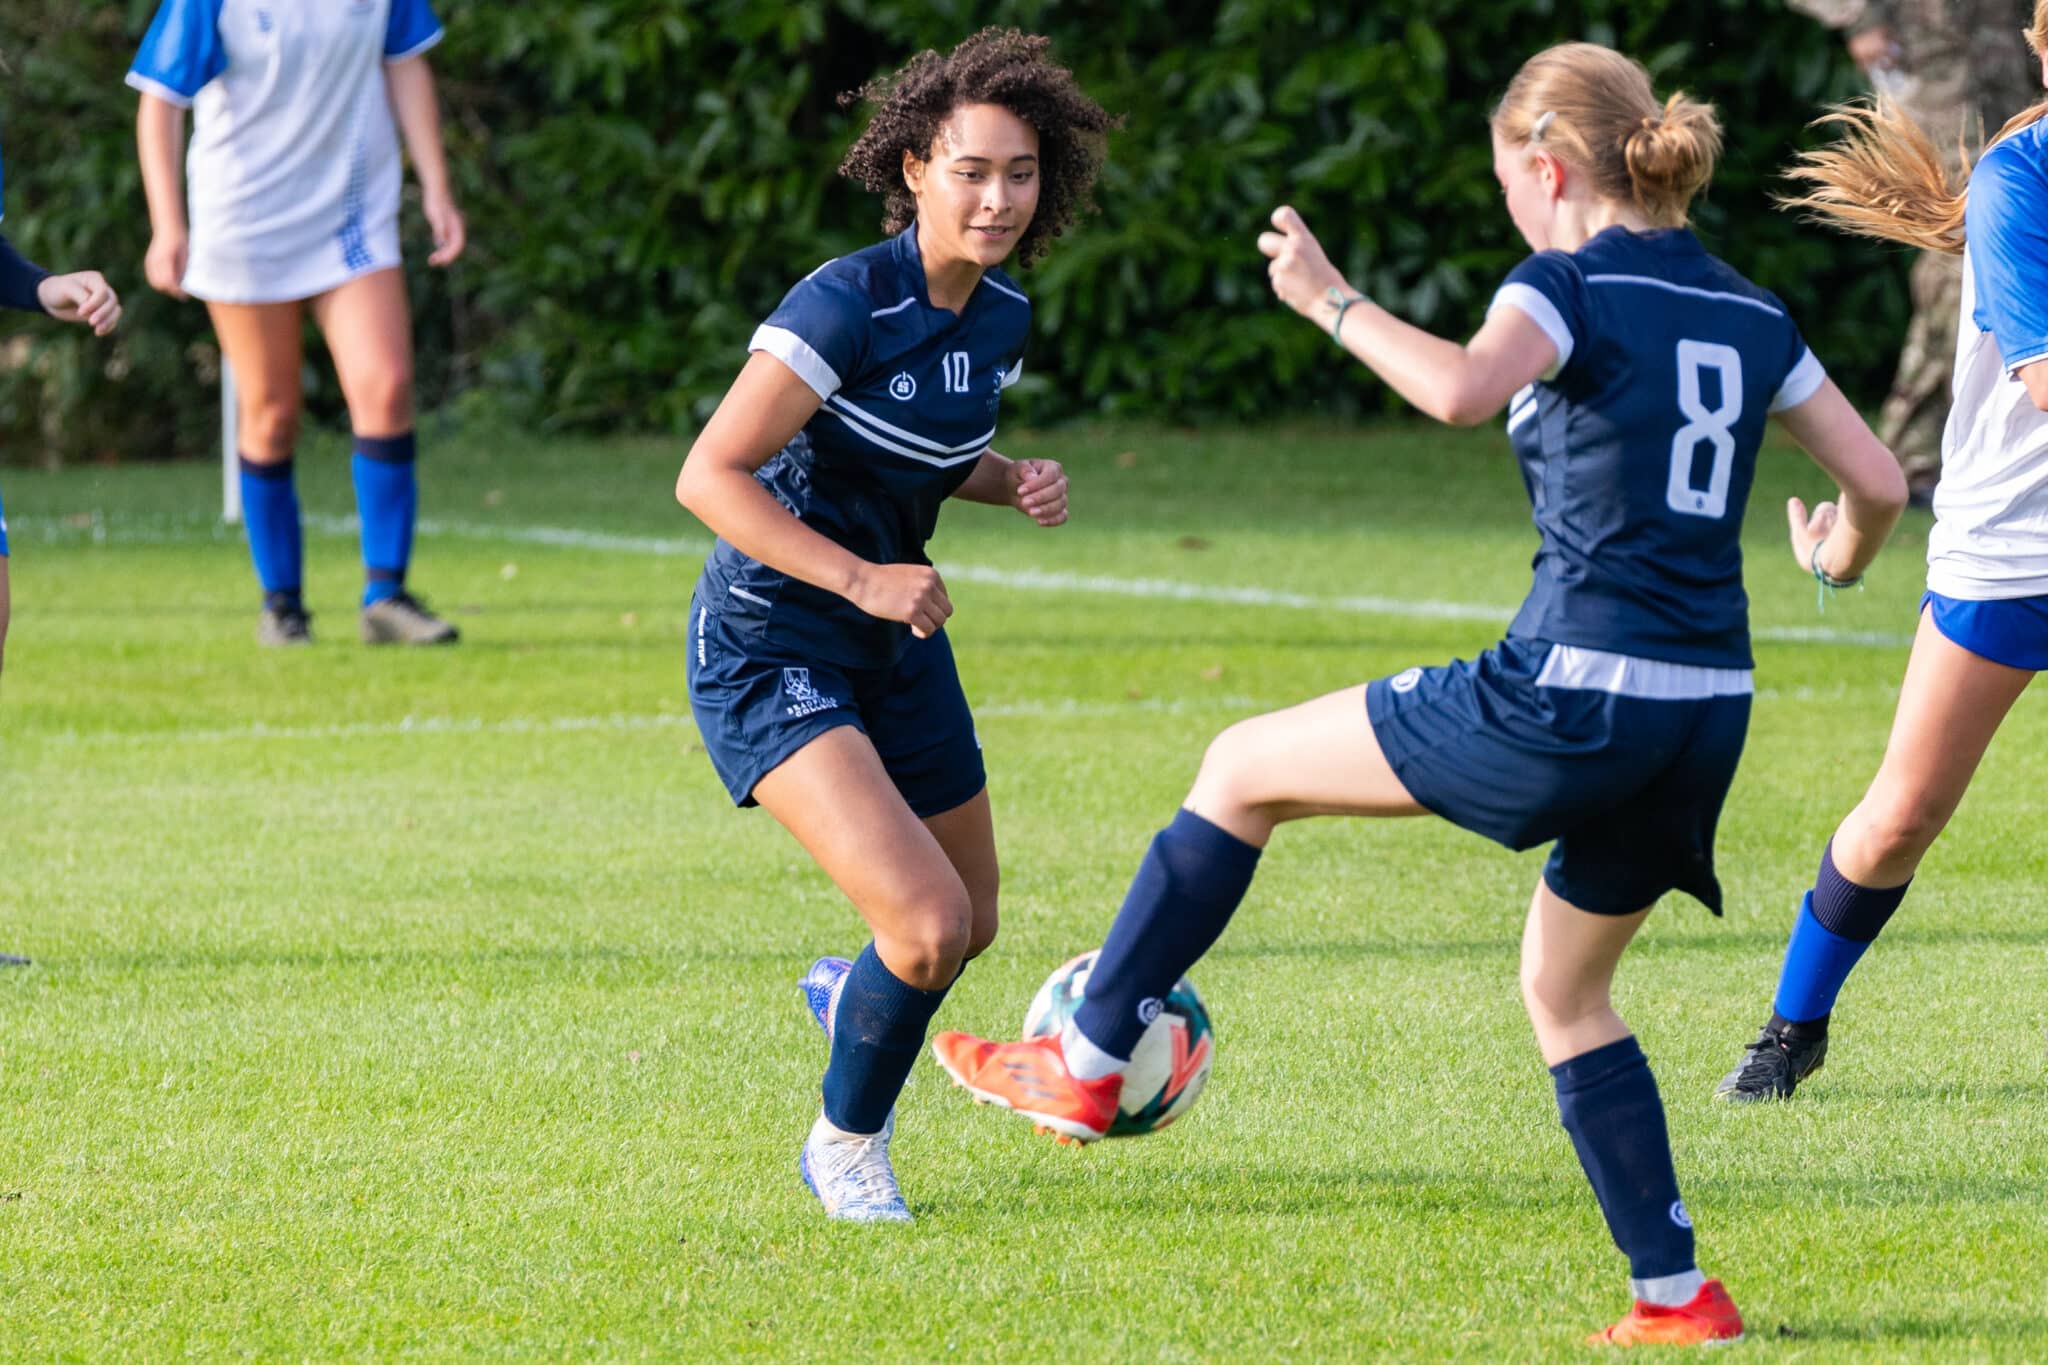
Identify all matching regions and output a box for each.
[1071,808,1262,1061]
[238,456,302,607]
[820,943,950,1135]
[1770,841,1911,1027]
[1551,1036,1696,1280]
[352,432,417,606]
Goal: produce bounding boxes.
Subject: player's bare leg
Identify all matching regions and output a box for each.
[1523,881,1743,1346]
[938,686,1426,1139]
[755,727,975,1222]
[1721,608,2036,1102]
[209,299,311,644]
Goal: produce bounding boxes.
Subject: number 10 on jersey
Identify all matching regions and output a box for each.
[942,351,972,394]
[1667,339,1742,519]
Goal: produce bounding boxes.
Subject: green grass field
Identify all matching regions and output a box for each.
[2,420,2043,1360]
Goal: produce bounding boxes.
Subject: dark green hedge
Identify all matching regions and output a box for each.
[0,0,1901,464]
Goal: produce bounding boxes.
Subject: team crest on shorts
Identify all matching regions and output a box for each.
[888,372,917,401]
[1391,666,1424,693]
[781,667,840,719]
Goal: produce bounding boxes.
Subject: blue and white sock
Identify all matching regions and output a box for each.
[239,455,302,609]
[1066,808,1261,1075]
[1770,840,1911,1031]
[820,943,950,1136]
[1551,1035,1698,1289]
[352,431,417,606]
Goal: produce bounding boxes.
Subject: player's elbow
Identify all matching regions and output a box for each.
[1435,382,1499,429]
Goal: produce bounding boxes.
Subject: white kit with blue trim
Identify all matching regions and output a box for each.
[127,0,443,303]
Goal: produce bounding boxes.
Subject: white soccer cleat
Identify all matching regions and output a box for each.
[798,1113,912,1224]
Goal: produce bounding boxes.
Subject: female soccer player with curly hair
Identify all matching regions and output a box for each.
[129,1,466,647]
[938,42,1908,1344]
[1716,3,2048,1103]
[675,29,1111,1223]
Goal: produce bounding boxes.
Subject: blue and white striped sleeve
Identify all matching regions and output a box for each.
[125,0,228,108]
[749,267,871,402]
[385,0,445,62]
[1488,251,1585,381]
[1965,137,2048,377]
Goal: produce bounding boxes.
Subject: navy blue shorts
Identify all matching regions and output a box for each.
[1924,591,2048,671]
[686,595,986,819]
[1366,638,1752,916]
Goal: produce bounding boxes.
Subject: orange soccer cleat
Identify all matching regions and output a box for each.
[930,1031,1123,1144]
[1590,1279,1745,1347]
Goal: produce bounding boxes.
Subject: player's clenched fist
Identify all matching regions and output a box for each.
[848,562,953,638]
[1008,458,1069,527]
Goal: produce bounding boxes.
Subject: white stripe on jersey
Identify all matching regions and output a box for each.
[1490,282,1574,377]
[1001,359,1024,389]
[824,406,992,468]
[1769,349,1827,413]
[750,324,841,401]
[980,276,1029,305]
[1534,644,1754,699]
[826,395,994,455]
[870,297,917,319]
[1584,274,1786,317]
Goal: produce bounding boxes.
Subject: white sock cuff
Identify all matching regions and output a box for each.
[1631,1268,1705,1307]
[1060,1019,1129,1081]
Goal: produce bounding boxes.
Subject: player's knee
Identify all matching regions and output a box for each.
[1856,791,1951,865]
[241,399,301,459]
[350,363,415,432]
[1518,960,1604,1030]
[888,886,975,988]
[964,913,998,963]
[1192,722,1263,811]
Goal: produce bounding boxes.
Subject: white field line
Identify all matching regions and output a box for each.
[36,696,1257,750]
[11,511,1915,648]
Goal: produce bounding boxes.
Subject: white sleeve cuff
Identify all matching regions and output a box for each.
[750,324,840,401]
[125,71,197,108]
[385,28,446,63]
[1489,282,1573,380]
[2003,341,2048,378]
[1769,347,1827,412]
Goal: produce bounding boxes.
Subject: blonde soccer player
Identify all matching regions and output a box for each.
[936,43,1909,1345]
[1717,3,2048,1102]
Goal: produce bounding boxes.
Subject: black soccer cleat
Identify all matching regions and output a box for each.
[257,594,314,647]
[1714,1025,1828,1103]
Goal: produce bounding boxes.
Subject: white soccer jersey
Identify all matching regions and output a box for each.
[126,0,443,304]
[1927,119,2048,600]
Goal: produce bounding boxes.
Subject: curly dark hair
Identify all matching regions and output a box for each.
[838,28,1116,268]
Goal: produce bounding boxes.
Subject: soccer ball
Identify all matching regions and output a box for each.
[1022,950,1214,1136]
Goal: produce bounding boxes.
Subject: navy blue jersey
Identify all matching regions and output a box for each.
[1487,227,1825,668]
[697,223,1028,668]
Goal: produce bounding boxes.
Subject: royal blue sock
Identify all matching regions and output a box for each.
[1770,840,1911,1028]
[1551,1035,1696,1281]
[1070,808,1262,1062]
[352,431,417,606]
[820,943,950,1135]
[238,455,302,607]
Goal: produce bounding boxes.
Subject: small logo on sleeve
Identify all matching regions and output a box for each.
[888,372,918,402]
[1390,666,1424,694]
[781,667,841,718]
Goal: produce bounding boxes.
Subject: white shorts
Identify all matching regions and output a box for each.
[183,210,401,305]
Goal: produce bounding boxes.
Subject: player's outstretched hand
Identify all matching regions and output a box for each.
[1008,458,1068,527]
[37,271,122,335]
[1786,495,1839,574]
[425,192,467,267]
[1256,205,1348,322]
[849,562,953,639]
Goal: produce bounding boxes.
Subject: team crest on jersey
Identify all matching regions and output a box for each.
[781,668,840,719]
[888,372,917,402]
[1391,666,1424,693]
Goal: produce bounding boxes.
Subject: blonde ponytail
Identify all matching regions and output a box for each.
[1493,44,1722,227]
[1781,1,2048,252]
